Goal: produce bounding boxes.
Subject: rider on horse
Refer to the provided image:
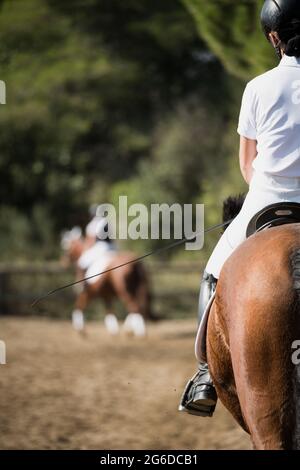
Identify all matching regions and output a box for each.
[179,0,300,417]
[77,207,117,283]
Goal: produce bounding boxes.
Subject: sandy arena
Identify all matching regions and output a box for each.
[0,317,250,449]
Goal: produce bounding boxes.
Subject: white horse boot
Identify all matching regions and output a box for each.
[123,313,135,335]
[104,314,120,335]
[130,313,146,337]
[72,309,85,331]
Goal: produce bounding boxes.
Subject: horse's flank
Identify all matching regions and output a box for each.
[81,252,154,320]
[207,224,300,449]
[62,237,156,333]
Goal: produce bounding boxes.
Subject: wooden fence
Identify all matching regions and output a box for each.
[0,261,203,319]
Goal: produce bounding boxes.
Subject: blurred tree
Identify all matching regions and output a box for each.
[183,0,277,80]
[110,95,231,254]
[0,0,231,259]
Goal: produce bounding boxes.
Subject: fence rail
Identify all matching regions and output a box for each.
[0,261,202,274]
[0,261,203,319]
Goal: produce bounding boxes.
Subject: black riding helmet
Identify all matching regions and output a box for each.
[261,0,300,57]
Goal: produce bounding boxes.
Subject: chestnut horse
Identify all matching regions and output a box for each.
[62,231,155,336]
[207,220,300,449]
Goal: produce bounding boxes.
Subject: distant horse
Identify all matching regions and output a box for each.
[204,198,300,449]
[61,228,155,337]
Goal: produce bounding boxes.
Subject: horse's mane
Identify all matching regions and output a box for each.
[222,194,245,232]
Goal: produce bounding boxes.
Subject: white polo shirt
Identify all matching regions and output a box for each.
[237,54,300,177]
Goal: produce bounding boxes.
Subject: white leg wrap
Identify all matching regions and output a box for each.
[104,314,120,335]
[72,309,84,331]
[123,313,135,334]
[130,313,146,337]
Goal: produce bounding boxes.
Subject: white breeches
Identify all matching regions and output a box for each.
[206,172,300,279]
[78,242,116,284]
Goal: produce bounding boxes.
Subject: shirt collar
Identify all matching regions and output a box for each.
[279,54,300,67]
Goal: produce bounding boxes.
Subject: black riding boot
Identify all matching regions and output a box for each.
[179,271,218,417]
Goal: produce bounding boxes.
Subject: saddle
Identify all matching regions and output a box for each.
[196,202,300,363]
[246,202,300,238]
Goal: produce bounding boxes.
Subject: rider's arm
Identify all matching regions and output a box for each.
[237,82,258,185]
[239,136,257,185]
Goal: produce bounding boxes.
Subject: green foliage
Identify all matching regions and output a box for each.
[0,0,239,258]
[183,0,277,80]
[110,96,231,256]
[0,0,232,260]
